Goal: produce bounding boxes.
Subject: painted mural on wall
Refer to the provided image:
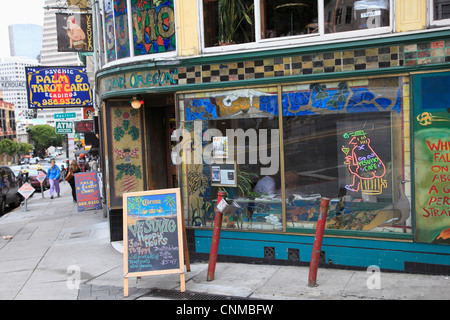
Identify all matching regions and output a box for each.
[180,78,408,233]
[114,0,131,59]
[104,0,116,62]
[413,72,450,245]
[131,0,176,55]
[107,104,146,207]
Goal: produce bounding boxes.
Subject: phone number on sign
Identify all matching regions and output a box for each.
[78,200,100,206]
[40,97,87,106]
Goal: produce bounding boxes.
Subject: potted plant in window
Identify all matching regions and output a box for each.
[218,0,254,45]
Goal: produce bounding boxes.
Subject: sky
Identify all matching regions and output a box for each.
[0,0,45,58]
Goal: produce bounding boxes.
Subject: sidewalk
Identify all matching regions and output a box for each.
[0,181,449,300]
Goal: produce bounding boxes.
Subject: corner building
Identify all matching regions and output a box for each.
[96,0,450,274]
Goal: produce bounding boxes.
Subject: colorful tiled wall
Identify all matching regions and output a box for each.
[177,40,450,85]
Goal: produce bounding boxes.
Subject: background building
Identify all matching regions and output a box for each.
[0,95,16,141]
[0,56,39,143]
[8,24,42,61]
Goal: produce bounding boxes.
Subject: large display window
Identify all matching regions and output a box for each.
[201,0,392,50]
[282,78,409,234]
[177,75,412,237]
[177,87,281,230]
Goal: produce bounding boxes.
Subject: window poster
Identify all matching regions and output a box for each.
[213,136,228,158]
[413,72,450,244]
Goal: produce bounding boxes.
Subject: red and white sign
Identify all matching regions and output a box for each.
[18,183,35,199]
[36,172,46,184]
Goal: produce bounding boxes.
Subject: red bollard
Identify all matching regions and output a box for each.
[207,191,227,281]
[308,197,330,287]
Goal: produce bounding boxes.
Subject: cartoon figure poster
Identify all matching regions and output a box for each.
[337,117,392,200]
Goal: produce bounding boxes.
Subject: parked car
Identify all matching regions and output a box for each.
[27,169,49,191]
[9,165,24,178]
[29,157,40,165]
[0,166,24,215]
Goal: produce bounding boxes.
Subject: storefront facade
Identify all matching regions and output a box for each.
[96,0,450,274]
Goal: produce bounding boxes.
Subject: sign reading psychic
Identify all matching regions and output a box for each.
[74,172,102,212]
[25,67,93,109]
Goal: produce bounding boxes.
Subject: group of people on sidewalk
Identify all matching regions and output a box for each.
[47,154,98,203]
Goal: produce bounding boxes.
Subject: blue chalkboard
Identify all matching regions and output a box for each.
[123,188,185,277]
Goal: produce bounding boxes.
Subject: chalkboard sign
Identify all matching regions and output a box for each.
[74,172,102,212]
[123,188,185,296]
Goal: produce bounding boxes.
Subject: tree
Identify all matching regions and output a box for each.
[28,125,64,158]
[16,142,33,157]
[0,139,18,163]
[0,140,32,164]
[164,195,176,217]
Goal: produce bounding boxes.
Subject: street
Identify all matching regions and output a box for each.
[0,180,449,301]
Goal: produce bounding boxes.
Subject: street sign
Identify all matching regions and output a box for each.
[54,112,77,119]
[55,121,74,134]
[36,172,46,184]
[18,182,35,199]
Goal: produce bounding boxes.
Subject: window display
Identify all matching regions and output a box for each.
[282,77,410,234]
[261,0,318,38]
[177,76,411,236]
[177,87,281,230]
[433,0,450,20]
[324,0,390,34]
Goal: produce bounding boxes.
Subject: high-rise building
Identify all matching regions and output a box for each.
[8,24,43,61]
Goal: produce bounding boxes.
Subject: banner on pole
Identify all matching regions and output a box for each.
[56,13,93,52]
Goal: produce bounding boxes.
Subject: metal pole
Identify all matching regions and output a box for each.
[41,183,44,198]
[207,190,227,281]
[308,197,330,287]
[24,198,27,212]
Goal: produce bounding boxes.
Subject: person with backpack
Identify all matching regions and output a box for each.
[48,160,61,199]
[78,153,90,172]
[65,160,80,202]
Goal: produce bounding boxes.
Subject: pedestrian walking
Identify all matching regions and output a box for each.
[78,153,90,172]
[65,160,80,202]
[48,160,61,199]
[60,164,66,182]
[89,157,98,172]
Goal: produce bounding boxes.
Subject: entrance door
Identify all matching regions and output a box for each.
[145,97,178,190]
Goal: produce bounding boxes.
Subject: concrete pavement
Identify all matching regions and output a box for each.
[0,181,449,301]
